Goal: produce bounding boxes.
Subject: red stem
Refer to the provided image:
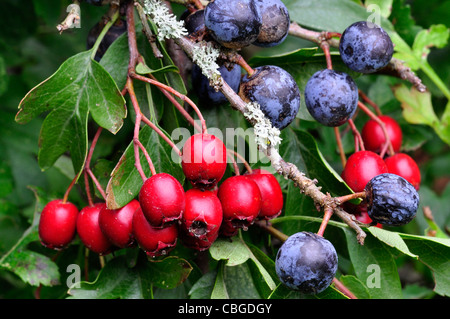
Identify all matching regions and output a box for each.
[359,90,382,116]
[317,207,333,237]
[347,119,365,152]
[62,173,79,204]
[357,101,394,157]
[131,72,208,134]
[334,127,346,168]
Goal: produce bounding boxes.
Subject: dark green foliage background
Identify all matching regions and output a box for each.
[0,0,449,299]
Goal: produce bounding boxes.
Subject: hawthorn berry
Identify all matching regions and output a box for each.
[245,168,283,220]
[384,153,421,190]
[180,188,223,240]
[98,199,140,249]
[365,173,419,226]
[361,115,403,154]
[39,199,79,250]
[139,173,185,228]
[239,65,301,130]
[341,150,388,192]
[204,0,262,49]
[181,133,227,190]
[304,69,358,127]
[77,203,113,255]
[217,175,262,232]
[275,232,338,294]
[179,225,219,251]
[132,206,178,258]
[339,21,394,73]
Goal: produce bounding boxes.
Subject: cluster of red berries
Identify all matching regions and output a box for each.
[38,133,283,257]
[341,115,421,226]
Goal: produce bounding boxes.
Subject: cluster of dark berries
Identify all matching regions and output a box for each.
[38,132,283,257]
[275,21,420,296]
[342,114,421,226]
[185,0,301,130]
[305,21,394,127]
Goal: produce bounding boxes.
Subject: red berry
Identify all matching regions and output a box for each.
[139,173,185,228]
[180,188,223,240]
[217,175,261,232]
[132,206,178,257]
[384,153,421,190]
[361,115,402,154]
[98,199,140,248]
[354,211,382,229]
[179,226,219,251]
[39,199,79,250]
[77,203,113,255]
[341,150,388,192]
[245,168,284,220]
[181,133,227,190]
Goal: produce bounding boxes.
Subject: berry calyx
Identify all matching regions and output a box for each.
[98,199,140,249]
[139,173,185,228]
[217,175,262,232]
[181,133,227,190]
[77,203,114,255]
[245,168,283,220]
[39,199,79,250]
[304,69,358,127]
[339,21,394,73]
[361,115,403,154]
[180,188,223,240]
[132,206,178,258]
[341,150,388,192]
[365,173,419,226]
[179,225,219,251]
[384,153,421,190]
[275,232,338,294]
[239,65,301,130]
[204,0,262,49]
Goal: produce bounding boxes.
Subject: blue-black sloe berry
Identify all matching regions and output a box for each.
[275,232,338,294]
[204,0,262,49]
[191,63,242,106]
[304,69,358,127]
[365,173,419,226]
[238,65,301,130]
[339,21,394,73]
[253,0,290,47]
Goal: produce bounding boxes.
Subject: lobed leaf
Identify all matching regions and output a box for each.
[16,50,126,174]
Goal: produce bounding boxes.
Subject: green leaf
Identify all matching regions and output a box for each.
[211,261,229,299]
[412,24,449,62]
[223,263,261,298]
[105,125,184,209]
[146,256,193,289]
[366,226,419,259]
[343,228,403,299]
[136,61,179,75]
[280,128,353,197]
[398,233,450,297]
[189,270,217,299]
[16,50,126,173]
[0,186,60,287]
[68,255,192,299]
[339,275,371,299]
[284,0,394,33]
[393,84,450,144]
[209,237,250,266]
